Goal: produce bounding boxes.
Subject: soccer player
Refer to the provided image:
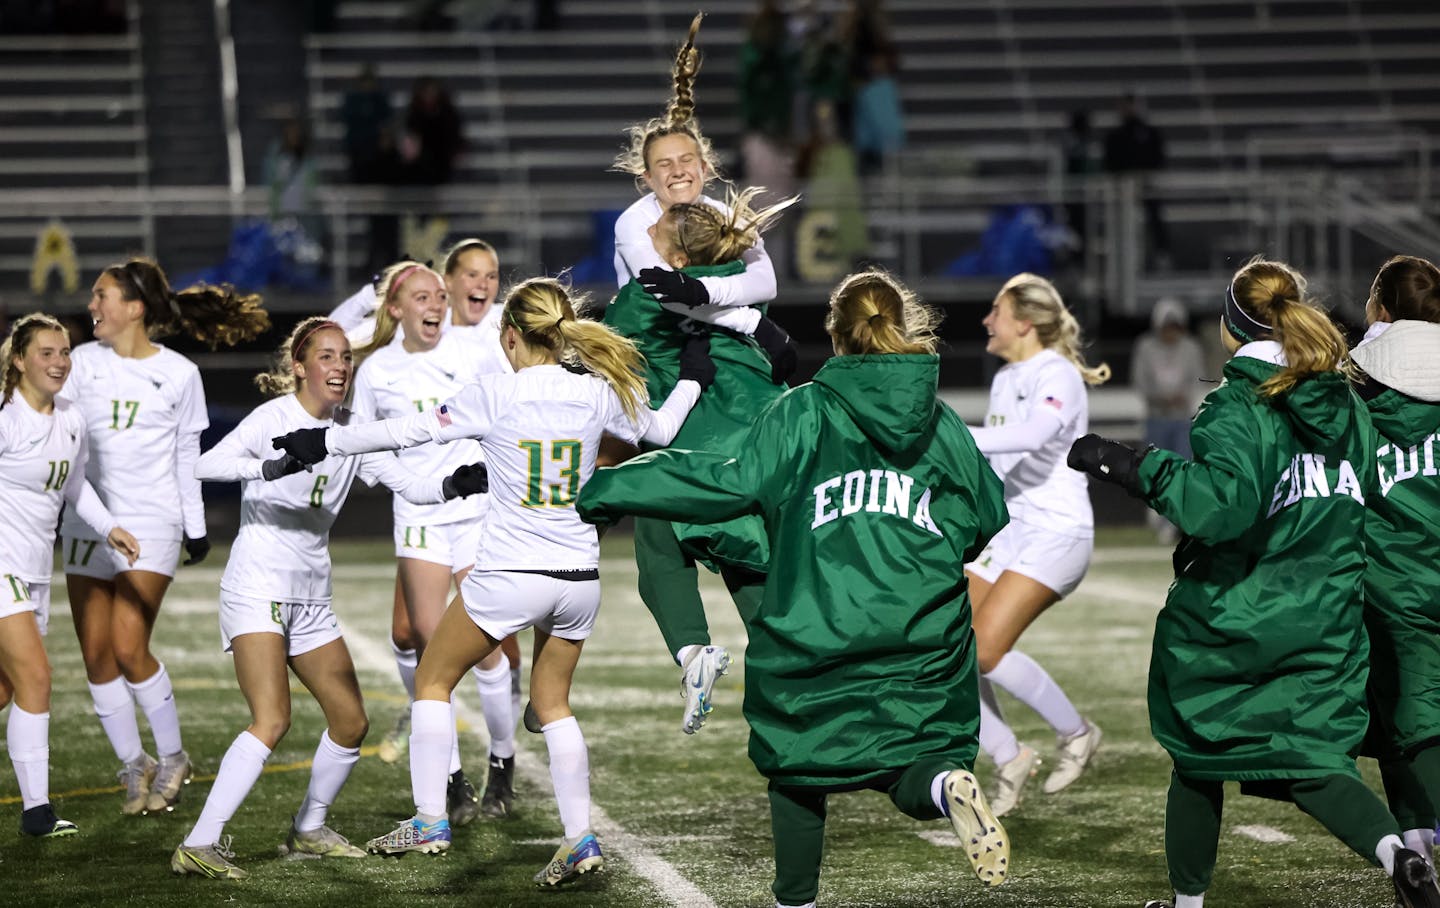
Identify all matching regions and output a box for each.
[1349,255,1440,863]
[170,318,488,880]
[1,313,139,838]
[610,12,798,733]
[578,269,1014,907]
[271,277,710,886]
[351,260,517,820]
[965,273,1107,816]
[1070,257,1440,908]
[60,257,268,816]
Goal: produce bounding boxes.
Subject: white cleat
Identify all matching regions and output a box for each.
[989,745,1039,818]
[680,645,730,735]
[943,769,1009,887]
[1043,721,1102,794]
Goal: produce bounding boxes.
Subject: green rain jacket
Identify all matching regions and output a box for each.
[579,354,1008,787]
[1354,326,1440,756]
[1135,354,1375,781]
[602,260,783,572]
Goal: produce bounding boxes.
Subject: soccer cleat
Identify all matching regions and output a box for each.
[377,709,410,764]
[365,815,451,855]
[447,770,482,827]
[533,830,604,886]
[1043,720,1102,794]
[280,822,366,858]
[146,750,193,813]
[680,645,730,735]
[942,769,1009,887]
[19,803,78,838]
[480,754,515,818]
[1394,847,1440,908]
[1142,901,1175,908]
[171,837,248,880]
[989,745,1039,817]
[118,753,157,816]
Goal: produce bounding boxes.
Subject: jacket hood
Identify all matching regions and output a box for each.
[811,354,939,453]
[1351,320,1440,403]
[1223,355,1357,448]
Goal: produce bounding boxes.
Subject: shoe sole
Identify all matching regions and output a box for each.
[945,770,1009,887]
[538,856,604,886]
[681,652,731,735]
[367,840,450,856]
[170,854,248,880]
[1042,726,1102,794]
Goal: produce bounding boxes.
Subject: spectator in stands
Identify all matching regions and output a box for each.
[1103,92,1169,269]
[402,77,464,186]
[1060,109,1098,262]
[340,65,393,184]
[799,14,853,142]
[851,46,905,176]
[740,0,797,142]
[794,101,868,281]
[1131,296,1204,543]
[264,116,322,245]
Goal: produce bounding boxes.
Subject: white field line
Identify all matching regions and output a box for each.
[339,622,720,908]
[1232,824,1295,844]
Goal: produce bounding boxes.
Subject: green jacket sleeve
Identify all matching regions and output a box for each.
[578,447,760,527]
[1136,387,1266,545]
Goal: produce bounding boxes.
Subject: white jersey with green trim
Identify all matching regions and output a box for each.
[352,324,509,527]
[196,394,444,604]
[57,341,208,541]
[0,394,116,582]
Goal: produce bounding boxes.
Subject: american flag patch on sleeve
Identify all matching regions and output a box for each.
[437,405,452,427]
[1043,396,1063,411]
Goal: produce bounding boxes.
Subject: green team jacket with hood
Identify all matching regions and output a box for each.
[602,260,781,572]
[1134,351,1376,781]
[578,354,1008,786]
[1353,323,1440,756]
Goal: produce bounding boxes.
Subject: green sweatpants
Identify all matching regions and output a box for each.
[1380,750,1439,831]
[1164,769,1400,896]
[769,758,956,906]
[632,517,764,660]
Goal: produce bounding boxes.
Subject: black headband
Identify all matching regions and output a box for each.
[1223,281,1273,344]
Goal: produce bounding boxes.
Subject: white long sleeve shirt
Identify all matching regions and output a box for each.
[324,366,700,570]
[58,341,207,541]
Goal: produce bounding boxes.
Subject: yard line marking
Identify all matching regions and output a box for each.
[1233,824,1295,844]
[340,623,720,908]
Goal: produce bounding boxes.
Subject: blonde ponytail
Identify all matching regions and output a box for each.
[826,269,941,356]
[1229,257,1351,397]
[664,185,798,267]
[1001,273,1110,385]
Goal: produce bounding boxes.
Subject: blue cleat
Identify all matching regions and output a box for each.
[534,830,603,886]
[366,815,451,855]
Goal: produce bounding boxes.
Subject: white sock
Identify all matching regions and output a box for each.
[294,730,360,833]
[930,770,950,815]
[392,639,418,701]
[542,716,590,840]
[985,651,1086,739]
[977,677,1020,765]
[88,677,143,764]
[448,722,463,776]
[1404,827,1435,865]
[675,644,700,668]
[1379,833,1405,876]
[472,660,516,760]
[777,902,817,908]
[1175,894,1205,908]
[410,699,453,819]
[7,705,50,810]
[127,663,182,757]
[183,730,270,847]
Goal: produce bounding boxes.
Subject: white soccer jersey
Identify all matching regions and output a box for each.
[327,365,700,571]
[352,325,509,526]
[196,394,445,604]
[978,348,1093,533]
[0,395,117,582]
[57,342,208,541]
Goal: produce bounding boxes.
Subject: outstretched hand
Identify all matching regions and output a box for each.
[443,462,489,499]
[260,453,307,481]
[272,427,330,466]
[639,267,710,308]
[1067,434,1148,496]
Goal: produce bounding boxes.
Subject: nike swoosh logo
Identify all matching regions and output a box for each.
[27,437,44,446]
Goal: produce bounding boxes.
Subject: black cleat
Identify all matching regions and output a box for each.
[20,803,78,838]
[480,753,515,818]
[446,770,481,828]
[1394,847,1440,908]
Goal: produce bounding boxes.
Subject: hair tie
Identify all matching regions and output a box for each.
[292,319,341,358]
[1223,281,1273,344]
[867,313,886,327]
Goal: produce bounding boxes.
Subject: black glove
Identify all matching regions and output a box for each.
[678,332,717,390]
[753,316,798,385]
[272,427,329,466]
[260,453,305,481]
[182,535,211,566]
[639,267,710,307]
[1067,433,1148,496]
[442,462,489,499]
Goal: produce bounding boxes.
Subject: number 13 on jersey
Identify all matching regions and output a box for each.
[519,439,581,507]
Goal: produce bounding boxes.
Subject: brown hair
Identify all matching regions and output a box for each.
[254,316,347,397]
[826,269,941,356]
[502,277,648,422]
[613,13,724,191]
[1229,257,1352,397]
[2,312,69,406]
[354,259,445,364]
[1369,255,1440,324]
[102,257,269,348]
[664,186,797,267]
[999,273,1111,385]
